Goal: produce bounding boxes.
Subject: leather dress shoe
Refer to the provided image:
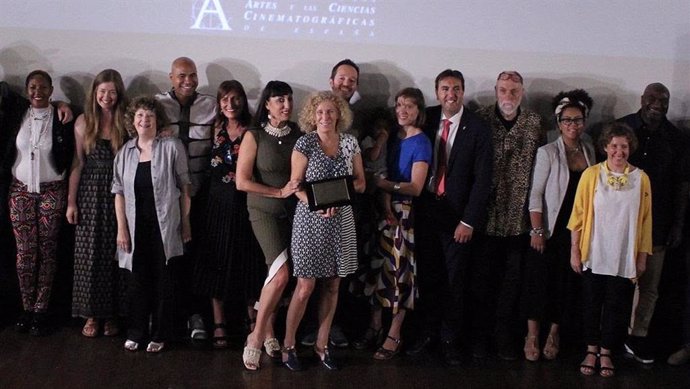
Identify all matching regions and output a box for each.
[315,346,339,370]
[441,340,462,366]
[407,335,435,356]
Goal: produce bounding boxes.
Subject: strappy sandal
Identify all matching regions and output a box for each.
[212,323,229,349]
[103,320,119,337]
[81,318,99,338]
[353,327,383,350]
[264,337,281,359]
[543,334,560,360]
[146,341,165,353]
[124,339,139,352]
[599,352,615,378]
[243,336,262,371]
[523,335,540,362]
[579,350,598,376]
[373,336,403,360]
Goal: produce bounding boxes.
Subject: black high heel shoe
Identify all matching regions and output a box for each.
[314,345,339,370]
[282,346,304,371]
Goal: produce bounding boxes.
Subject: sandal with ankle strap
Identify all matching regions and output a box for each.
[373,336,403,360]
[213,323,229,349]
[599,353,615,378]
[579,350,598,376]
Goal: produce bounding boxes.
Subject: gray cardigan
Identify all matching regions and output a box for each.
[112,137,191,271]
[528,136,595,237]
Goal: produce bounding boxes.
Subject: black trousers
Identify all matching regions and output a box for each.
[523,230,581,324]
[127,221,176,344]
[414,196,482,344]
[582,270,634,350]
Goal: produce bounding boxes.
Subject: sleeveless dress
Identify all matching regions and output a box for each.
[72,139,121,319]
[192,126,264,303]
[291,132,360,278]
[246,125,301,266]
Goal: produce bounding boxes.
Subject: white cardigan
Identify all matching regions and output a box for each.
[528,136,595,238]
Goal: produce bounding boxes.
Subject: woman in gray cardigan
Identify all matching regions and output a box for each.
[522,90,595,361]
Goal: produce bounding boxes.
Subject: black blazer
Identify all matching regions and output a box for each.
[422,105,493,230]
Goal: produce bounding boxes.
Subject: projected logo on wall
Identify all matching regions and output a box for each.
[190,0,376,39]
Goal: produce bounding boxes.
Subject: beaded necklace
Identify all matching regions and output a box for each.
[602,161,630,191]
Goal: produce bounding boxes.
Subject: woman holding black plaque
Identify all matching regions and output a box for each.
[281,91,365,371]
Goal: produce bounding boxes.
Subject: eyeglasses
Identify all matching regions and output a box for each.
[559,117,585,126]
[497,71,523,84]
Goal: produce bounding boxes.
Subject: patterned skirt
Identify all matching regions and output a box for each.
[354,200,416,314]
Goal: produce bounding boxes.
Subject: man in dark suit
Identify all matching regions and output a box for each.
[408,69,493,365]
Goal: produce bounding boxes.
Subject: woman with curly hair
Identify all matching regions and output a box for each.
[281,91,365,371]
[112,96,191,353]
[523,89,595,361]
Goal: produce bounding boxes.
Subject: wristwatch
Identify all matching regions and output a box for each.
[393,183,401,192]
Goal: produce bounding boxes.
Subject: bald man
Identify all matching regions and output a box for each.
[615,83,688,364]
[156,57,217,341]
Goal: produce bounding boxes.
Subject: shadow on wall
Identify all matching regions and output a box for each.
[360,60,414,108]
[672,31,690,132]
[0,42,54,94]
[127,71,169,98]
[59,73,91,109]
[205,59,262,104]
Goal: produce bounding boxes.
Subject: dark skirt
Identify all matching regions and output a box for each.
[192,181,264,304]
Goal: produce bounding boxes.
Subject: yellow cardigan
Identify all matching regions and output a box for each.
[567,163,653,269]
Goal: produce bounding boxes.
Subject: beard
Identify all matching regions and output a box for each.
[499,102,518,118]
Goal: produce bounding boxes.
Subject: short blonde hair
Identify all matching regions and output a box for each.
[298,91,352,133]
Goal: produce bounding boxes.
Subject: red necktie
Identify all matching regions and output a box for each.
[436,119,451,195]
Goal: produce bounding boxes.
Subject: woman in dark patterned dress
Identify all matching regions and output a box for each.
[192,80,263,349]
[67,69,129,338]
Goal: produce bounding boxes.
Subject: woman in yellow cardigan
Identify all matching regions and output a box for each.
[568,122,652,378]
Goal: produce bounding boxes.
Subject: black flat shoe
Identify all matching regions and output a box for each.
[314,345,339,370]
[282,346,304,371]
[14,311,31,333]
[29,313,49,337]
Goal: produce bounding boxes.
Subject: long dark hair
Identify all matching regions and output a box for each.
[253,80,293,127]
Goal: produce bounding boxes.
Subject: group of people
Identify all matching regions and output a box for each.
[1,57,689,378]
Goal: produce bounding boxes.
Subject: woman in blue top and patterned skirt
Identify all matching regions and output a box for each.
[355,88,431,359]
